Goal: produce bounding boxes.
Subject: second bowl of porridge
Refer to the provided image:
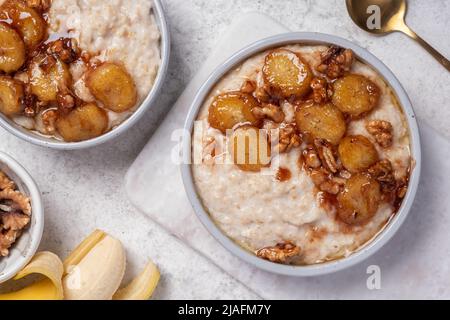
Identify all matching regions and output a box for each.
[0,0,169,149]
[182,33,421,276]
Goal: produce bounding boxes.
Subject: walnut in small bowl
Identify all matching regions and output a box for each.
[0,152,43,284]
[0,170,31,257]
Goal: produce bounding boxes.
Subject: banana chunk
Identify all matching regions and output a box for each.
[0,22,26,73]
[332,74,380,117]
[0,0,47,49]
[29,53,72,102]
[262,49,313,99]
[338,135,379,173]
[0,76,24,116]
[56,103,108,142]
[338,173,381,225]
[208,92,260,133]
[295,102,346,145]
[231,126,271,172]
[86,63,137,113]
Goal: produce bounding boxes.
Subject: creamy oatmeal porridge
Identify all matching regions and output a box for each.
[192,45,412,265]
[0,0,161,142]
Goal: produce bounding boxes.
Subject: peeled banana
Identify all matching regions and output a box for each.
[0,230,160,300]
[63,234,126,300]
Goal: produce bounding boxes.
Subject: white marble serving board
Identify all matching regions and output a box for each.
[126,13,450,299]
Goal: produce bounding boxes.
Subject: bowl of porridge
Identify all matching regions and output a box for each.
[0,0,169,149]
[0,151,43,284]
[182,33,421,276]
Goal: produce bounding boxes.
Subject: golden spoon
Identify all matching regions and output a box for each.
[346,0,450,71]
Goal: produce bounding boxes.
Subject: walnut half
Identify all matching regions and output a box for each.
[276,125,301,153]
[256,241,301,264]
[316,46,354,79]
[314,139,338,173]
[252,103,285,123]
[368,159,396,193]
[366,120,393,148]
[311,77,333,104]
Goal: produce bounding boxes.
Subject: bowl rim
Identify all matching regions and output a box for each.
[0,152,44,284]
[0,0,171,150]
[181,32,422,277]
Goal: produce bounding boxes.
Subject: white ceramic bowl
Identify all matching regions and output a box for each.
[0,0,170,150]
[182,32,422,277]
[0,152,44,284]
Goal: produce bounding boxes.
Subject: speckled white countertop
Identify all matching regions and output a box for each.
[0,0,448,299]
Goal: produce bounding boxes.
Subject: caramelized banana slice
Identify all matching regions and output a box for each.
[295,102,346,145]
[231,126,271,172]
[29,54,72,102]
[262,49,313,99]
[86,63,137,113]
[332,74,380,117]
[0,76,24,115]
[56,103,108,142]
[337,173,381,225]
[208,92,260,133]
[338,135,379,173]
[0,0,47,49]
[0,22,26,73]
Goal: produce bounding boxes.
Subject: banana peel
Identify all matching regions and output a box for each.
[113,261,160,300]
[0,252,64,300]
[0,230,160,300]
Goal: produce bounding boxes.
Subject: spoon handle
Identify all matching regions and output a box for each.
[399,23,450,72]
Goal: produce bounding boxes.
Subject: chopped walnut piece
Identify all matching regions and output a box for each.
[332,176,347,185]
[339,170,352,179]
[0,230,19,257]
[241,80,257,94]
[397,186,407,199]
[303,147,321,169]
[310,168,328,187]
[368,159,396,193]
[57,91,76,113]
[39,55,57,73]
[366,120,393,148]
[2,212,30,231]
[314,139,338,173]
[256,241,301,263]
[319,180,340,195]
[309,168,341,194]
[47,38,79,64]
[311,77,333,104]
[41,109,59,135]
[0,189,31,216]
[252,103,285,123]
[0,172,15,191]
[396,176,409,199]
[276,125,301,153]
[253,87,271,103]
[316,46,354,79]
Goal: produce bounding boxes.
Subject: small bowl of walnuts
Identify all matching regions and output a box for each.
[0,151,43,284]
